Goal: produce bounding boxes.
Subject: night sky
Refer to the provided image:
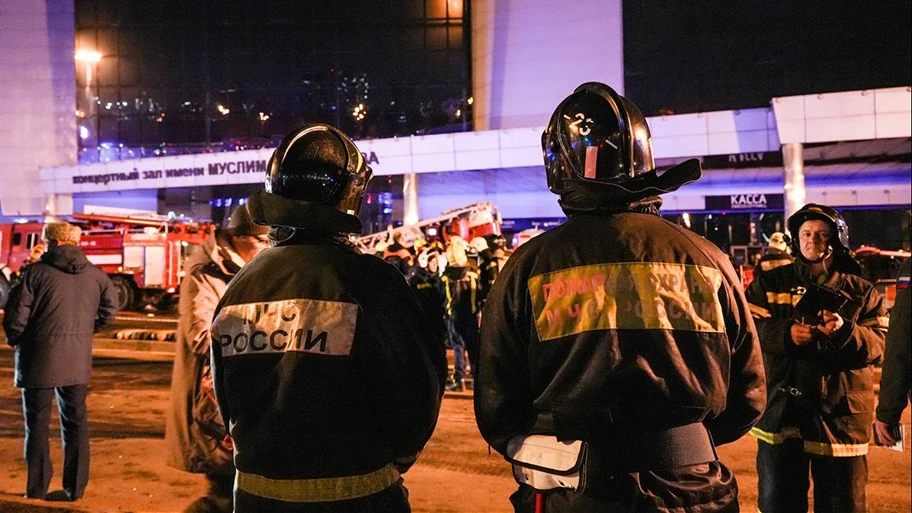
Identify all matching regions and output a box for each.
[624,1,912,115]
[75,0,912,145]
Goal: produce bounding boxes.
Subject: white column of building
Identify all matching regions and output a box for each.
[402,173,420,225]
[782,142,806,233]
[0,0,76,217]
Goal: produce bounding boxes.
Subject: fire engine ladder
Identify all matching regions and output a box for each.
[72,213,172,234]
[353,201,497,254]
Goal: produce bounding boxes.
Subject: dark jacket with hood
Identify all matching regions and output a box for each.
[476,193,766,512]
[3,244,118,388]
[210,197,446,502]
[745,252,887,456]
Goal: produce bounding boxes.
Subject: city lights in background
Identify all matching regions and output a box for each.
[353,103,367,122]
[258,112,270,122]
[217,104,230,115]
[74,49,102,63]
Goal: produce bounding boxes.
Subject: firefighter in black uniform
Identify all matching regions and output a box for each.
[475,82,766,513]
[754,231,793,277]
[409,247,448,352]
[209,123,447,513]
[745,204,887,513]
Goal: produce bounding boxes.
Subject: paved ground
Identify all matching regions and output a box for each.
[0,314,908,512]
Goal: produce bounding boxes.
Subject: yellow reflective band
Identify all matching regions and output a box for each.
[766,292,793,305]
[470,272,477,314]
[442,276,453,316]
[803,441,869,457]
[529,262,725,342]
[859,316,890,329]
[236,463,400,503]
[748,303,772,319]
[749,426,802,445]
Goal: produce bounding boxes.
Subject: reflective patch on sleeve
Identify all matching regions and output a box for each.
[859,316,890,329]
[748,303,772,319]
[765,292,793,305]
[212,299,359,357]
[528,262,725,342]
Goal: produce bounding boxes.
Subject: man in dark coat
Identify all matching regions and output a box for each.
[475,82,766,513]
[3,222,118,501]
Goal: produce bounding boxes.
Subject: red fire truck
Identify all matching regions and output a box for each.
[1,214,213,311]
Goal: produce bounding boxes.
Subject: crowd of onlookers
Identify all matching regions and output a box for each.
[373,231,511,391]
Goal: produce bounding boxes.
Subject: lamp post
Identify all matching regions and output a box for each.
[75,49,102,161]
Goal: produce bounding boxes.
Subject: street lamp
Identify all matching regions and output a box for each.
[75,49,102,161]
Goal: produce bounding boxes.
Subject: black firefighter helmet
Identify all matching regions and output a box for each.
[787,203,851,255]
[246,123,372,233]
[542,82,701,206]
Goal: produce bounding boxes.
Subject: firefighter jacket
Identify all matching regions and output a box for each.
[210,229,446,504]
[409,267,447,350]
[753,250,793,276]
[165,231,243,475]
[442,264,479,319]
[475,211,766,511]
[745,254,888,457]
[876,258,911,425]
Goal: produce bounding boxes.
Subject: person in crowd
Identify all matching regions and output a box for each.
[23,243,48,268]
[745,203,887,513]
[490,235,511,271]
[3,222,118,501]
[442,236,480,392]
[469,236,500,307]
[874,257,911,447]
[409,247,448,352]
[383,231,415,274]
[475,82,766,513]
[753,231,793,277]
[209,123,446,512]
[165,204,270,513]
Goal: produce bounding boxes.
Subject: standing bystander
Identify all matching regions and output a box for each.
[165,205,269,513]
[3,222,118,501]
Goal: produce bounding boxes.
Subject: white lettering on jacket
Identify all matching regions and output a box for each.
[212,299,358,357]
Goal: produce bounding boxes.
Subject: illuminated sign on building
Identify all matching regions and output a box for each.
[705,193,784,211]
[702,151,783,169]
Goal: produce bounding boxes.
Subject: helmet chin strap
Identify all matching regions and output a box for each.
[801,245,833,264]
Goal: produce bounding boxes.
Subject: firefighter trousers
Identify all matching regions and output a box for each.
[757,438,867,513]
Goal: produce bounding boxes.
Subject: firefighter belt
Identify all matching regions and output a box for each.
[506,422,717,493]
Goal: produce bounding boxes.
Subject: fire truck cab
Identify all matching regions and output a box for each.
[1,215,213,312]
[72,213,213,311]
